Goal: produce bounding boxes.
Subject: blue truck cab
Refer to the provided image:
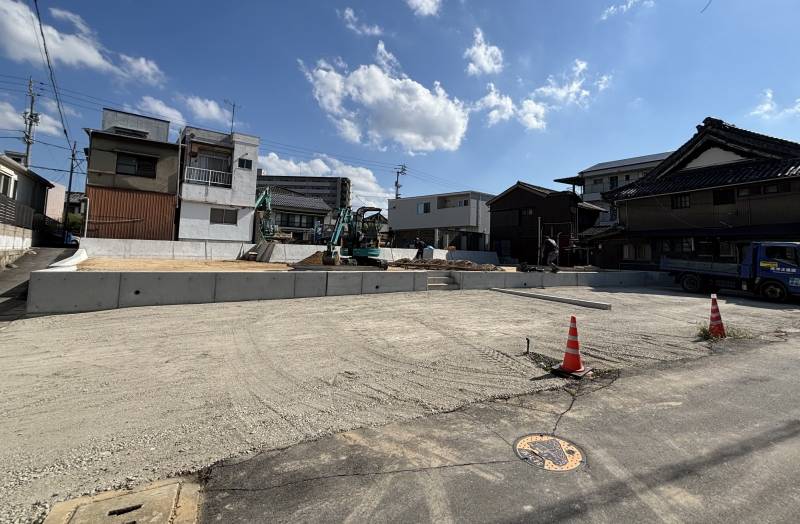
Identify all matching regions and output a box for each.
[741,242,800,300]
[661,241,800,301]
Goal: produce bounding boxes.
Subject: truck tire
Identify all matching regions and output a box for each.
[760,281,787,302]
[680,273,702,293]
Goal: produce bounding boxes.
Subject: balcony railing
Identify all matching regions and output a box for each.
[184,166,232,188]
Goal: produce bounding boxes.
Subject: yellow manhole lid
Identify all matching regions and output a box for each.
[513,434,584,471]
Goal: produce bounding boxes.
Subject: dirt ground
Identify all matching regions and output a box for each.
[77,257,292,272]
[1,288,797,521]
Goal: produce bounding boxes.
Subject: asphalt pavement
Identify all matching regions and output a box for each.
[0,247,72,327]
[200,335,800,523]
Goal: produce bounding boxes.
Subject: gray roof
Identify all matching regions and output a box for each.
[269,187,331,212]
[580,151,673,174]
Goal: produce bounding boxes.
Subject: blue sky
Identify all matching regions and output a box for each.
[1,0,799,208]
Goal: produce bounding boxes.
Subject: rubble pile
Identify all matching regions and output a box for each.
[392,258,502,271]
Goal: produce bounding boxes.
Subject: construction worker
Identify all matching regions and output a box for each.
[414,237,425,260]
[542,235,559,272]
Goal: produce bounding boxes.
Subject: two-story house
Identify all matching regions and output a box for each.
[177,127,260,242]
[487,181,603,265]
[554,151,671,228]
[600,117,800,269]
[256,173,350,211]
[84,109,180,239]
[388,191,494,250]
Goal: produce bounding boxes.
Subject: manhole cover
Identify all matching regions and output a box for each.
[513,434,584,471]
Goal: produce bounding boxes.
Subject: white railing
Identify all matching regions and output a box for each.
[184,166,232,188]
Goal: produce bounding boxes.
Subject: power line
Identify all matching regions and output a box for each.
[29,164,87,175]
[32,0,71,147]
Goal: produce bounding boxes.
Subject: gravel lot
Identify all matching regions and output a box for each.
[1,287,797,522]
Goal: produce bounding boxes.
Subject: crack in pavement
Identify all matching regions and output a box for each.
[203,459,518,493]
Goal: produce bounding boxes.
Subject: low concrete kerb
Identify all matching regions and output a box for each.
[490,288,612,310]
[48,248,87,269]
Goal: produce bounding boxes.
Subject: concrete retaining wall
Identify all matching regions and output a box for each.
[79,237,497,264]
[27,270,430,314]
[27,266,674,315]
[80,238,254,260]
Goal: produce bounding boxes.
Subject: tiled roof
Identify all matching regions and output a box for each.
[607,157,800,200]
[579,151,673,174]
[269,187,331,212]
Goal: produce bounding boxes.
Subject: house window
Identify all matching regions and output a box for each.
[624,174,631,182]
[238,158,253,170]
[1,175,10,196]
[210,208,238,225]
[623,244,635,260]
[763,182,791,194]
[521,208,535,216]
[609,176,618,190]
[719,241,737,258]
[713,189,735,205]
[592,178,603,186]
[116,153,156,178]
[737,186,761,197]
[636,244,651,261]
[671,193,690,209]
[416,202,431,214]
[609,205,618,221]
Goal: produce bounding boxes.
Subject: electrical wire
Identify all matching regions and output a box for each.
[32,0,72,147]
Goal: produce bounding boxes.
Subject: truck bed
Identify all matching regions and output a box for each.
[660,256,740,277]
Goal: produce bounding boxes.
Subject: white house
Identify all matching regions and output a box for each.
[177,127,260,242]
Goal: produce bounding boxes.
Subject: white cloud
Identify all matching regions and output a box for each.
[0,0,164,86]
[595,74,613,91]
[749,89,800,119]
[405,0,442,17]
[258,152,394,210]
[534,59,592,108]
[473,83,515,126]
[339,7,383,36]
[375,40,401,76]
[135,96,185,126]
[183,96,232,127]
[471,60,610,131]
[300,43,469,153]
[516,98,548,130]
[119,55,166,87]
[464,28,504,76]
[0,100,61,137]
[40,97,80,117]
[600,0,655,21]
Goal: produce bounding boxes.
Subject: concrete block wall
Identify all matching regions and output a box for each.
[1,224,32,270]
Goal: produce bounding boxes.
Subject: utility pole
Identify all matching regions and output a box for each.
[394,164,406,199]
[224,99,236,134]
[22,77,39,167]
[62,141,76,243]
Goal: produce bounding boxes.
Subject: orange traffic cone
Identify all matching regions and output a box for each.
[553,316,591,378]
[709,294,726,338]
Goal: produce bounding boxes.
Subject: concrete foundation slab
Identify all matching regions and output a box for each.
[214,272,296,302]
[294,271,327,298]
[119,273,216,308]
[326,272,364,296]
[413,271,429,291]
[27,271,121,314]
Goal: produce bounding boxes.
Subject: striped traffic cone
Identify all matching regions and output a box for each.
[709,294,726,338]
[553,316,591,378]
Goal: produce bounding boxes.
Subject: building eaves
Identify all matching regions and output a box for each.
[604,157,800,201]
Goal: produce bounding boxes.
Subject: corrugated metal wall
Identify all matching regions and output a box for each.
[86,186,175,240]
